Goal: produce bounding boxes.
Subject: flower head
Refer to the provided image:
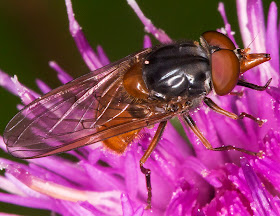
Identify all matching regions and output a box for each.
[0,0,280,215]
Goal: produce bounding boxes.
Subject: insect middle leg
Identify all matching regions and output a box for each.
[203,97,265,126]
[183,114,262,156]
[140,120,167,209]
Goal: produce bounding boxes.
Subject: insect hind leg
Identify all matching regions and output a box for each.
[139,120,167,209]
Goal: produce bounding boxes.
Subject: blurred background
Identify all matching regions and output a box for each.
[0,0,273,214]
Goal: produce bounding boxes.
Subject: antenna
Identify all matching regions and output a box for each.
[246,32,260,49]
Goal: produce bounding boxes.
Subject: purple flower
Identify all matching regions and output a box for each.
[0,0,279,215]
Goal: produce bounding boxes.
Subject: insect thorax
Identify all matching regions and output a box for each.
[142,41,212,102]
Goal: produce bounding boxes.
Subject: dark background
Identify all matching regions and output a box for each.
[0,0,273,215]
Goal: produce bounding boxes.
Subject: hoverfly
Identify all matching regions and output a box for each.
[3,31,271,208]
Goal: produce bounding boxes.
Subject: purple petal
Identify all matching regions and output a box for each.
[82,161,125,191]
[121,194,133,216]
[262,130,280,160]
[10,76,38,105]
[58,201,95,216]
[253,157,280,193]
[0,212,22,216]
[35,79,51,94]
[5,169,52,199]
[204,190,251,216]
[159,122,193,160]
[241,157,279,216]
[79,201,107,216]
[0,136,7,152]
[96,46,110,66]
[218,3,238,47]
[0,70,19,95]
[27,157,91,187]
[278,17,280,45]
[0,175,25,196]
[6,163,122,215]
[49,61,73,84]
[132,206,144,216]
[0,71,39,103]
[196,209,206,216]
[124,152,138,199]
[64,0,103,71]
[143,35,152,48]
[238,0,266,52]
[16,104,24,111]
[236,0,253,48]
[0,193,59,213]
[183,156,222,187]
[267,86,280,119]
[166,183,198,216]
[252,131,280,194]
[266,2,279,72]
[127,0,172,43]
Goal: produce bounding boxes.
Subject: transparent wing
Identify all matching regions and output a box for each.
[4,49,172,159]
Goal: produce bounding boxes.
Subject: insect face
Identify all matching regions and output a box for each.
[201,31,271,96]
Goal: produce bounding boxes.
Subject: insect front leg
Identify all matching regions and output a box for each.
[203,97,265,126]
[140,120,167,209]
[237,78,272,91]
[183,114,262,156]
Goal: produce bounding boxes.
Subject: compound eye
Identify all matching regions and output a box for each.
[202,31,236,50]
[212,49,240,96]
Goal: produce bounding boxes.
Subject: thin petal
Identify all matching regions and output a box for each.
[247,0,266,52]
[124,152,138,199]
[218,3,238,47]
[204,190,251,216]
[96,46,110,66]
[49,61,73,84]
[132,206,144,216]
[241,157,279,216]
[166,185,198,216]
[7,164,122,215]
[121,194,133,216]
[183,156,222,188]
[266,2,279,72]
[79,201,107,216]
[35,79,51,94]
[143,35,152,48]
[127,0,172,43]
[236,0,252,48]
[64,0,103,71]
[0,71,39,103]
[0,193,59,213]
[10,75,38,105]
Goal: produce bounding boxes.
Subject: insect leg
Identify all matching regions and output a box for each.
[183,114,261,156]
[203,97,264,126]
[229,90,244,97]
[237,78,272,91]
[140,120,167,209]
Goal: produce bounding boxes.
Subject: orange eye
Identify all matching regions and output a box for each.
[211,49,240,96]
[202,31,236,50]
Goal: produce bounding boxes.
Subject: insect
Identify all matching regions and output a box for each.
[3,31,271,208]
